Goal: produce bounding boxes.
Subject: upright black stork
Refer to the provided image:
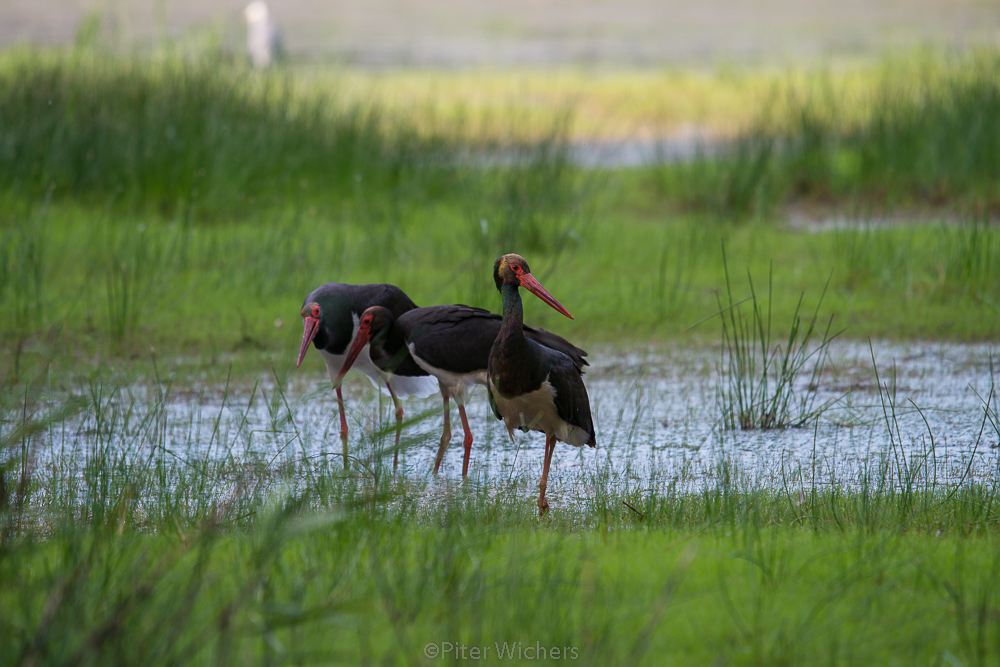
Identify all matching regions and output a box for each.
[487,254,595,514]
[334,304,588,475]
[296,283,439,467]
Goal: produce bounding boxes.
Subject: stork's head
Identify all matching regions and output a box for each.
[493,253,573,320]
[332,307,394,387]
[355,307,393,350]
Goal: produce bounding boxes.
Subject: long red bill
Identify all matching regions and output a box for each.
[518,273,574,320]
[332,324,372,387]
[296,317,320,368]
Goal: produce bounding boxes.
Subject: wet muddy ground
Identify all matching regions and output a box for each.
[30,340,1000,508]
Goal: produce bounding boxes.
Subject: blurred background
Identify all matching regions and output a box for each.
[1,0,998,355]
[4,0,999,66]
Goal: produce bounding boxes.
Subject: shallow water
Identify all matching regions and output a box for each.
[28,340,999,508]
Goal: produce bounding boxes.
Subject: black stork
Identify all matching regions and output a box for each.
[333,304,588,475]
[296,283,439,467]
[487,254,595,514]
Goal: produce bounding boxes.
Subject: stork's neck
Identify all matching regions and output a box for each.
[498,283,525,341]
[369,322,407,373]
[491,282,543,397]
[366,334,391,370]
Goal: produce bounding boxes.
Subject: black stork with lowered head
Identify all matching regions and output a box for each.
[487,254,595,514]
[333,304,588,475]
[296,283,439,467]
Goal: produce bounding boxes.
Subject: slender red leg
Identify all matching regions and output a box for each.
[386,380,403,470]
[538,434,556,515]
[336,386,349,469]
[457,403,473,477]
[433,394,451,474]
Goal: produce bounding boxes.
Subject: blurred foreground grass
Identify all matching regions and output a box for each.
[1,368,999,666]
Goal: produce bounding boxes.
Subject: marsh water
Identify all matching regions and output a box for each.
[30,340,999,506]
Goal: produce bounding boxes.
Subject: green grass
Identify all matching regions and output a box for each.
[7,509,1000,665]
[3,201,999,378]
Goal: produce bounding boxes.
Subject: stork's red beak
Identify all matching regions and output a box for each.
[332,322,372,387]
[297,316,320,368]
[519,273,574,320]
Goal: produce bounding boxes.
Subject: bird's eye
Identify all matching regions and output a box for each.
[312,306,320,317]
[363,316,371,326]
[511,263,520,272]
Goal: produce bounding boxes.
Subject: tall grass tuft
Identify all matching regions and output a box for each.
[713,246,841,430]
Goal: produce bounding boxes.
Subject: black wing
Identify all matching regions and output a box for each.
[537,344,596,447]
[337,283,420,317]
[400,304,588,376]
[523,326,588,373]
[486,376,502,421]
[398,305,501,374]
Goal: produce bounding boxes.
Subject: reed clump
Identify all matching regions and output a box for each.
[712,247,841,430]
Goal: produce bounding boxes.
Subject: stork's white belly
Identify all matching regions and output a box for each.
[320,347,384,392]
[489,375,590,447]
[408,343,486,402]
[319,314,437,398]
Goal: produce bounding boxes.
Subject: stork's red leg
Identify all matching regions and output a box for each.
[457,403,473,477]
[336,386,349,469]
[538,434,556,515]
[386,380,403,470]
[433,394,451,474]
